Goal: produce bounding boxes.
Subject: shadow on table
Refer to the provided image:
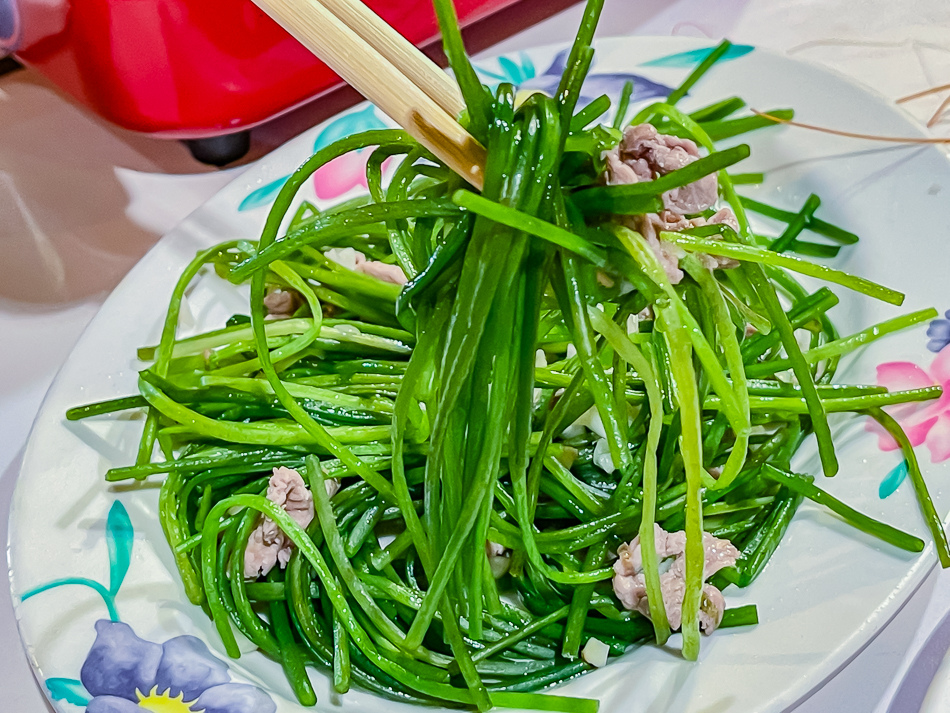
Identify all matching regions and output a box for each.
[0,70,236,308]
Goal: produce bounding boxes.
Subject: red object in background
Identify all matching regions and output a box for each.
[3,0,549,139]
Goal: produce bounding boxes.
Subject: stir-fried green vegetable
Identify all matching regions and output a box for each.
[67,3,949,710]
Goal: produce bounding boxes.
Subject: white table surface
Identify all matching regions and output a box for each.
[3,0,949,710]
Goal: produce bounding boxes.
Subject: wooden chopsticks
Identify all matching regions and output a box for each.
[253,0,486,189]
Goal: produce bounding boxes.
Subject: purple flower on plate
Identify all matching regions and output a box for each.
[927,310,950,353]
[518,49,674,106]
[80,620,276,713]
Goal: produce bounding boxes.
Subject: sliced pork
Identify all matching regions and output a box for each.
[325,246,408,285]
[632,207,740,284]
[612,524,739,634]
[603,123,719,214]
[244,467,339,578]
[263,289,302,319]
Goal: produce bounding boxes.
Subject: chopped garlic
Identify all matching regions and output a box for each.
[581,637,610,668]
[325,246,362,271]
[533,349,548,404]
[626,313,639,335]
[486,541,511,579]
[592,438,616,473]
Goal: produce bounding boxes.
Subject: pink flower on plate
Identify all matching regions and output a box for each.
[311,152,393,201]
[866,345,950,462]
[312,151,371,200]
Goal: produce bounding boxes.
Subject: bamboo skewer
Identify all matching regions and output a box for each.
[311,0,465,118]
[253,0,485,189]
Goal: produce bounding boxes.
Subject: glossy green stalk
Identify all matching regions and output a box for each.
[135,241,243,464]
[699,109,795,141]
[745,308,937,378]
[201,496,488,705]
[708,386,943,413]
[431,0,491,140]
[613,80,634,129]
[682,256,750,489]
[688,96,746,122]
[571,95,612,131]
[647,102,842,477]
[865,409,950,566]
[451,189,608,266]
[740,195,859,244]
[232,197,459,281]
[546,245,631,658]
[555,0,605,102]
[656,307,704,659]
[138,374,390,450]
[760,466,924,552]
[587,306,670,643]
[270,596,316,705]
[241,155,408,505]
[666,40,732,105]
[662,232,904,306]
[157,470,203,604]
[573,144,750,215]
[769,194,820,253]
[333,610,351,694]
[611,225,744,429]
[307,457,413,652]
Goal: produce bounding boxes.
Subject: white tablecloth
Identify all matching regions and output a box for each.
[3,0,949,710]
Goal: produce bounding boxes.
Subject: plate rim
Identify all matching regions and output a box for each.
[9,34,950,713]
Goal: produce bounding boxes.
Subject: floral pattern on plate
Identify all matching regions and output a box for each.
[18,501,275,713]
[926,309,950,354]
[871,320,950,497]
[81,620,275,713]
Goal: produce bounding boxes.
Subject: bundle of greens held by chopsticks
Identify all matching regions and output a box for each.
[67,1,950,710]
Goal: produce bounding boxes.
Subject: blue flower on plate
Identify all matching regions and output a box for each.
[517,49,674,105]
[639,44,755,68]
[473,51,537,86]
[79,620,275,713]
[926,310,950,353]
[474,49,674,106]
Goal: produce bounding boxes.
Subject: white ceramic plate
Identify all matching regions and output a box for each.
[10,36,950,713]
